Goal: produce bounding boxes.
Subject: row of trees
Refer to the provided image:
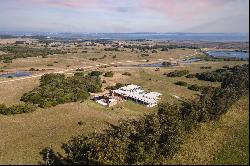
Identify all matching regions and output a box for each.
[41,64,249,165]
[123,44,198,51]
[193,65,247,82]
[21,73,102,108]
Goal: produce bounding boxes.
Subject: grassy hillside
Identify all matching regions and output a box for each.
[212,116,249,165]
[166,96,249,165]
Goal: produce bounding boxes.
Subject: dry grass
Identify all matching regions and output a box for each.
[0,77,40,106]
[0,100,149,165]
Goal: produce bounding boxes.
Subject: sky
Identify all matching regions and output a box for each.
[0,0,249,33]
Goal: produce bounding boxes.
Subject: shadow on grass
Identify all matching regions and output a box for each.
[38,147,65,165]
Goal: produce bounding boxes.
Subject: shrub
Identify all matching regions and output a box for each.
[0,103,35,115]
[200,66,212,69]
[166,70,189,77]
[188,84,203,91]
[104,71,114,77]
[122,72,131,76]
[89,71,103,77]
[76,68,84,71]
[186,74,196,78]
[162,61,172,67]
[78,121,84,125]
[104,47,119,51]
[175,81,189,87]
[105,83,125,90]
[152,50,158,53]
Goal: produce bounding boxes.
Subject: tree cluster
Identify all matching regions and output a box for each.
[0,46,66,63]
[21,73,102,108]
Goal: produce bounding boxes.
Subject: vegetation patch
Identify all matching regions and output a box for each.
[165,70,189,77]
[175,81,189,87]
[104,71,114,77]
[0,46,66,62]
[212,121,249,165]
[122,72,132,76]
[0,103,35,115]
[105,83,126,90]
[21,73,102,108]
[195,65,247,82]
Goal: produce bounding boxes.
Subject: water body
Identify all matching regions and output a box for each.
[177,58,201,63]
[136,62,170,67]
[207,51,249,59]
[0,72,32,78]
[2,32,249,42]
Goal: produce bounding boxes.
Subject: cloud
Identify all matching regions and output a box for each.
[139,0,235,19]
[16,0,105,10]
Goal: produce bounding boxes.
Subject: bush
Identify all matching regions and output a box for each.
[175,81,189,87]
[200,66,212,69]
[89,58,98,61]
[166,70,189,77]
[104,71,114,77]
[0,103,35,115]
[76,68,84,71]
[162,61,172,67]
[104,47,119,51]
[122,72,132,76]
[105,83,125,90]
[188,84,203,91]
[89,71,102,77]
[186,74,196,78]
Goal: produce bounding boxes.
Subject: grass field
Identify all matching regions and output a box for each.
[212,114,249,165]
[0,45,248,165]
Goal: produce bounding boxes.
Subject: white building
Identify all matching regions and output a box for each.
[112,84,162,107]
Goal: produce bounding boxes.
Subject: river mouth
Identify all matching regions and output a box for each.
[0,72,33,78]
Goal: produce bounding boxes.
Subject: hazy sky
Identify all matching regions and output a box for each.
[0,0,249,33]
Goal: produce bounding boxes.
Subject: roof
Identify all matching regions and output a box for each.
[120,84,141,91]
[112,84,161,105]
[143,92,162,99]
[113,89,158,104]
